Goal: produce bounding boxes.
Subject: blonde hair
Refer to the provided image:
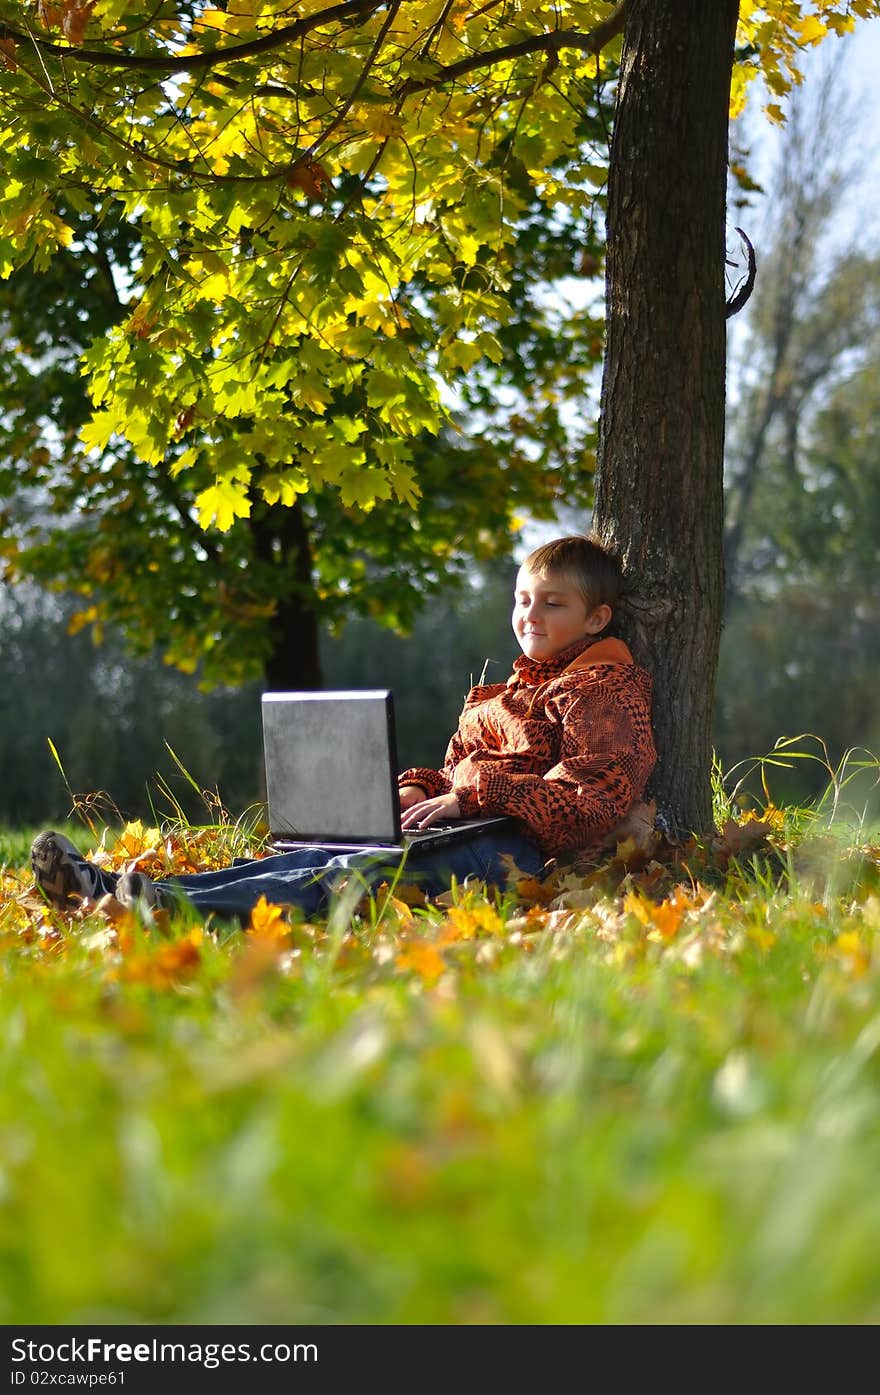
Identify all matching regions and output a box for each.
[522,534,623,616]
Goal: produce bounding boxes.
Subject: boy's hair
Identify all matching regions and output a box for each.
[522,534,624,616]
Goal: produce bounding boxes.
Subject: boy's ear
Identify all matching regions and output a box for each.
[586,603,612,635]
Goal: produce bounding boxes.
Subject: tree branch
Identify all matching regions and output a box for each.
[726,226,757,319]
[0,0,386,73]
[2,0,628,89]
[305,0,402,163]
[396,0,628,96]
[5,0,628,193]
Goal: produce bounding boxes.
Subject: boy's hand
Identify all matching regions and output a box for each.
[400,791,461,830]
[399,784,429,810]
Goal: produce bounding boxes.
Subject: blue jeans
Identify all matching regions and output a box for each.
[141,829,546,923]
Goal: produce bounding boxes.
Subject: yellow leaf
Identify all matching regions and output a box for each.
[440,339,482,373]
[728,65,751,121]
[260,470,309,506]
[440,903,504,941]
[647,900,684,941]
[458,233,480,266]
[67,604,99,636]
[396,940,446,981]
[195,478,252,531]
[247,895,290,939]
[836,930,871,977]
[363,110,405,140]
[623,890,653,926]
[118,930,203,989]
[748,926,776,952]
[115,820,162,859]
[797,15,827,44]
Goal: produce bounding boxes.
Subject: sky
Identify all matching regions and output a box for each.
[743,19,880,225]
[517,16,880,554]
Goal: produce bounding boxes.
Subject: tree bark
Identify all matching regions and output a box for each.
[593,0,738,837]
[250,498,323,691]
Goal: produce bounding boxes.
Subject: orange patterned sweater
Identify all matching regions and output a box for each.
[399,636,656,859]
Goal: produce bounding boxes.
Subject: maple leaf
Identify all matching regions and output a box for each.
[93,893,136,929]
[387,882,428,908]
[286,158,333,201]
[511,874,559,907]
[231,934,293,999]
[381,896,417,927]
[440,903,504,942]
[593,803,658,872]
[247,895,290,940]
[395,940,446,982]
[36,2,63,27]
[116,930,202,988]
[196,479,253,532]
[712,817,774,868]
[61,0,96,45]
[113,820,162,861]
[623,890,654,926]
[506,907,583,937]
[835,930,872,977]
[647,900,684,941]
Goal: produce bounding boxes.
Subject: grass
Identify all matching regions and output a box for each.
[1,746,880,1323]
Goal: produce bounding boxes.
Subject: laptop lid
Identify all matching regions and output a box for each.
[262,690,403,844]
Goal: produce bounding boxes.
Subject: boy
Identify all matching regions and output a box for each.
[31,535,656,922]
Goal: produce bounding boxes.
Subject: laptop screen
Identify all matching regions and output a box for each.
[261,690,402,843]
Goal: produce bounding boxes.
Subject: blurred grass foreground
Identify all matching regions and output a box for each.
[1,738,880,1324]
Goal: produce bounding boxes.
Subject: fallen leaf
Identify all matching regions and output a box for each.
[712,817,773,867]
[395,940,446,982]
[438,903,504,942]
[247,894,291,940]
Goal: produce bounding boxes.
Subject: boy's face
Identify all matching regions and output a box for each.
[512,565,611,661]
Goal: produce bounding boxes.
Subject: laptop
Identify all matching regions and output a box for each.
[261,689,514,853]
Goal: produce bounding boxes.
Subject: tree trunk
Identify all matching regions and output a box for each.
[593,0,738,837]
[250,498,323,691]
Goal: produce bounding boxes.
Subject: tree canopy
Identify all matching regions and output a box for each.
[0,112,608,687]
[1,0,874,531]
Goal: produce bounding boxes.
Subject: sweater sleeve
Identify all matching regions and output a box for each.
[397,766,450,798]
[398,725,472,799]
[449,680,651,855]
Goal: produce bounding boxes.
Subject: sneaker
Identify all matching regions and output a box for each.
[116,869,173,913]
[31,830,108,908]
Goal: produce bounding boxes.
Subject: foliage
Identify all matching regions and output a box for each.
[0,0,875,537]
[0,0,622,540]
[2,780,880,1321]
[0,190,603,686]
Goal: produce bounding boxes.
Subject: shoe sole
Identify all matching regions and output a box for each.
[31,833,96,907]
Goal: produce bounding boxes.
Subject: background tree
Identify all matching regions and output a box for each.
[0,559,517,826]
[0,180,607,689]
[715,65,880,804]
[0,586,262,825]
[724,64,879,600]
